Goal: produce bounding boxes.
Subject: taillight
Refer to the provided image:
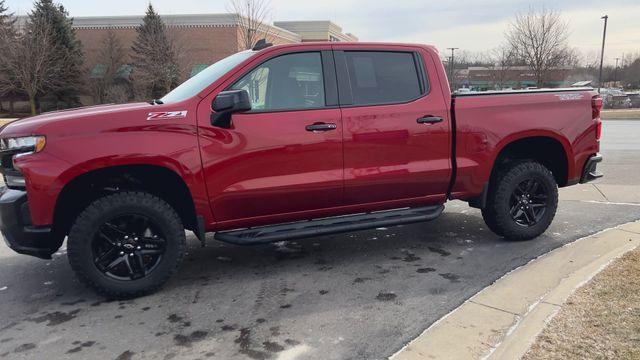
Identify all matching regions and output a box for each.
[592,96,602,141]
[592,96,602,119]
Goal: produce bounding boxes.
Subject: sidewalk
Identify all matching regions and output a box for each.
[390,220,640,360]
[601,109,640,120]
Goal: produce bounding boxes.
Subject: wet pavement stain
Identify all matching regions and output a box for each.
[173,330,208,347]
[280,287,295,295]
[115,350,135,360]
[402,252,421,262]
[60,299,85,306]
[13,343,36,353]
[439,273,461,283]
[66,347,82,354]
[376,292,397,301]
[235,328,271,360]
[263,341,285,352]
[29,309,80,326]
[167,314,184,323]
[269,326,280,337]
[284,339,300,346]
[353,277,372,284]
[428,246,451,257]
[221,324,236,331]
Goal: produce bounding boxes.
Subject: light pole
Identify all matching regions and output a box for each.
[447,47,459,91]
[614,57,620,86]
[597,15,608,93]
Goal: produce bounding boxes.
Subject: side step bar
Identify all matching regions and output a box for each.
[214,205,444,245]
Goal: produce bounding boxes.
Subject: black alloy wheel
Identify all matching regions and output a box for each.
[509,178,549,227]
[68,191,186,298]
[481,161,559,241]
[92,214,167,281]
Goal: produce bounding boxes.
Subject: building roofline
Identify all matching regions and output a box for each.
[273,20,357,42]
[15,13,303,42]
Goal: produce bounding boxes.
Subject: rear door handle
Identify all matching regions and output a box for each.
[306,123,337,132]
[417,116,444,124]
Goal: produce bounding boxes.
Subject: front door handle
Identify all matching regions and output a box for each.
[306,123,337,132]
[417,116,444,124]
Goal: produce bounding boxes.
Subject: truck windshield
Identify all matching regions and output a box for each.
[160,50,255,104]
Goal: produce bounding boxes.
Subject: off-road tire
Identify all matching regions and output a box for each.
[67,191,186,299]
[481,161,558,241]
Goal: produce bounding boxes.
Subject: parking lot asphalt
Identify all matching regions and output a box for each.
[1,121,639,360]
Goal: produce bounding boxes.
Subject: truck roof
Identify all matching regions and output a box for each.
[257,41,439,53]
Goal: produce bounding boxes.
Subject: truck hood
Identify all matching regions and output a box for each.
[0,102,153,137]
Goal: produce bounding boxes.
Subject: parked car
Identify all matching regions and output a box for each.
[626,92,640,108]
[0,41,603,298]
[601,88,633,109]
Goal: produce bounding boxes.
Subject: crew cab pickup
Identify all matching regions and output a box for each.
[0,41,603,298]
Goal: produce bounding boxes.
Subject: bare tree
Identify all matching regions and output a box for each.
[90,30,131,104]
[0,0,16,103]
[488,45,517,89]
[506,8,572,87]
[229,0,273,50]
[0,23,70,115]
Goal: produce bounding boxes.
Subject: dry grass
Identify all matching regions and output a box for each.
[524,248,640,360]
[0,119,18,126]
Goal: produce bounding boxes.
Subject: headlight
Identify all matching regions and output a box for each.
[0,136,46,154]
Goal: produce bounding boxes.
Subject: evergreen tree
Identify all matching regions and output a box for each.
[131,5,180,99]
[29,0,84,107]
[0,0,15,36]
[0,0,16,99]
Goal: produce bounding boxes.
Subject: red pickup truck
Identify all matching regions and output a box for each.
[0,41,602,298]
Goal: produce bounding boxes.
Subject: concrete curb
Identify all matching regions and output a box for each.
[390,220,640,360]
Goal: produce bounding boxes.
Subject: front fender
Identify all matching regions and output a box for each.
[13,125,210,226]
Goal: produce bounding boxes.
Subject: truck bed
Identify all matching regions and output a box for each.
[450,87,600,201]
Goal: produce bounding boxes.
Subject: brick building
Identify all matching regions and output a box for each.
[3,14,356,110]
[459,66,573,90]
[71,14,357,81]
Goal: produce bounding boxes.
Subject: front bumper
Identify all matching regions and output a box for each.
[580,153,604,183]
[0,188,55,259]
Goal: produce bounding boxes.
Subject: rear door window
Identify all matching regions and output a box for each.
[344,51,425,106]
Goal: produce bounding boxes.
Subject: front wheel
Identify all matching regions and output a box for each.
[482,161,558,241]
[67,191,186,298]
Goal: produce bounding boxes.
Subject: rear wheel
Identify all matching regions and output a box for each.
[67,191,186,298]
[482,161,558,240]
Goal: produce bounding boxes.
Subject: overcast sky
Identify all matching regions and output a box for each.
[5,0,639,64]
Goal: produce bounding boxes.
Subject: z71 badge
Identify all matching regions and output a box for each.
[147,111,188,120]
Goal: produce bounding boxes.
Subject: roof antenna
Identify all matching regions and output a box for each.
[252,39,273,51]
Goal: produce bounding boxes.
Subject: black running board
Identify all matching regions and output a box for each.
[214,205,444,245]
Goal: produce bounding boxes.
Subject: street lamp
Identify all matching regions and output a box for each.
[614,57,620,86]
[447,47,459,91]
[597,15,608,93]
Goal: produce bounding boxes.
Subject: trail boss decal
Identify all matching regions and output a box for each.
[555,93,584,101]
[147,111,188,120]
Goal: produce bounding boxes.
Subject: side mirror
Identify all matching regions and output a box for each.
[211,90,252,128]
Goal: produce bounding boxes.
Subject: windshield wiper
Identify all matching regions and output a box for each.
[149,99,164,105]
